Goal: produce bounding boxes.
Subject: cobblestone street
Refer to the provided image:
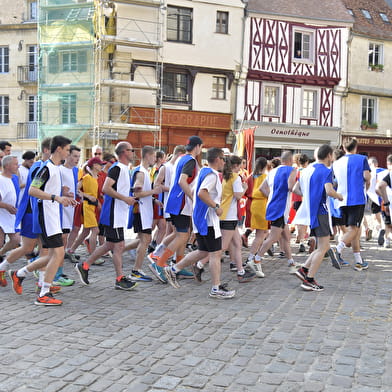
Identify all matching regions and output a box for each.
[0,233,392,392]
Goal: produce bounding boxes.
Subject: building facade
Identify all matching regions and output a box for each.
[341,0,392,166]
[121,0,246,154]
[0,0,38,157]
[237,0,353,160]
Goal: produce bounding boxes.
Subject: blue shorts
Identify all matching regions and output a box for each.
[20,213,39,239]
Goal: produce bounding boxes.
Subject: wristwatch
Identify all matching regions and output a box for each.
[213,203,220,210]
[51,194,56,203]
[384,201,390,206]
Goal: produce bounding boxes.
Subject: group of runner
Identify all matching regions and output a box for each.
[0,135,391,305]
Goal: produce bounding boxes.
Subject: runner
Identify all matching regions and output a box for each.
[249,151,299,275]
[129,146,162,282]
[329,137,371,271]
[164,147,236,299]
[293,144,343,291]
[74,142,137,291]
[9,136,77,306]
[149,136,202,271]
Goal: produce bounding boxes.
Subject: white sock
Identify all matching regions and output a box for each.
[255,255,262,262]
[247,253,255,261]
[196,261,204,269]
[336,241,346,254]
[39,282,51,297]
[354,252,363,264]
[38,271,45,286]
[237,269,245,275]
[0,259,9,270]
[16,266,29,278]
[171,264,179,273]
[212,285,219,291]
[287,258,294,266]
[154,243,166,257]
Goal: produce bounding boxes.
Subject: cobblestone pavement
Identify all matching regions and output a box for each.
[0,231,392,392]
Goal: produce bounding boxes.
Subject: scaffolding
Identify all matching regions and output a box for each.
[38,0,95,144]
[94,0,164,147]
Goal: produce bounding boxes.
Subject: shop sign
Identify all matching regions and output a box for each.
[343,137,392,146]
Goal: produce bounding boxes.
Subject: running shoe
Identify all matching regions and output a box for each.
[34,292,63,306]
[164,266,180,288]
[92,258,105,266]
[365,228,373,241]
[75,262,89,285]
[8,270,24,295]
[378,229,386,246]
[295,267,307,282]
[129,270,153,282]
[115,276,138,291]
[299,243,306,253]
[288,264,301,274]
[35,283,61,294]
[191,264,204,283]
[229,262,237,272]
[148,262,167,283]
[209,283,235,299]
[147,252,160,264]
[237,270,256,283]
[53,276,75,287]
[279,251,285,258]
[327,247,342,270]
[247,259,265,278]
[0,270,7,287]
[64,252,78,263]
[339,260,350,267]
[354,261,369,271]
[301,280,324,292]
[385,239,391,249]
[176,268,194,279]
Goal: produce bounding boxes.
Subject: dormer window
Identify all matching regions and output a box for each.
[361,9,372,20]
[347,9,354,17]
[293,29,314,62]
[380,13,390,23]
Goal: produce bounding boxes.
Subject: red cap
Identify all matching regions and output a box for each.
[87,157,107,167]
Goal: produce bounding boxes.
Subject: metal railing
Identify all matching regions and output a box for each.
[17,122,38,139]
[17,66,38,84]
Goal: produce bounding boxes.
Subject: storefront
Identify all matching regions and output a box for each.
[342,136,392,166]
[127,107,232,153]
[254,124,340,160]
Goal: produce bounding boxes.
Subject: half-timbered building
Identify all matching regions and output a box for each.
[237,0,354,159]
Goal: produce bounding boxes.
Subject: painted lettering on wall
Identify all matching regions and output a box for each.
[271,128,310,137]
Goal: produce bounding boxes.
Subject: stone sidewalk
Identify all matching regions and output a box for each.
[0,234,391,392]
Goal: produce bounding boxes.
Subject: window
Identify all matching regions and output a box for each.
[0,96,9,124]
[302,90,318,118]
[347,9,354,17]
[293,31,313,61]
[212,77,226,99]
[361,9,372,20]
[0,46,9,73]
[362,97,377,125]
[62,52,77,72]
[28,95,38,122]
[61,94,77,124]
[167,6,192,43]
[380,13,389,23]
[28,1,37,21]
[263,86,280,116]
[216,11,229,34]
[368,43,383,66]
[163,72,189,103]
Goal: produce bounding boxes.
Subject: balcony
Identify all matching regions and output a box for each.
[17,122,38,139]
[17,66,38,85]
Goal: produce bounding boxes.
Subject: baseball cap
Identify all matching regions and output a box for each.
[87,157,107,167]
[185,135,203,151]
